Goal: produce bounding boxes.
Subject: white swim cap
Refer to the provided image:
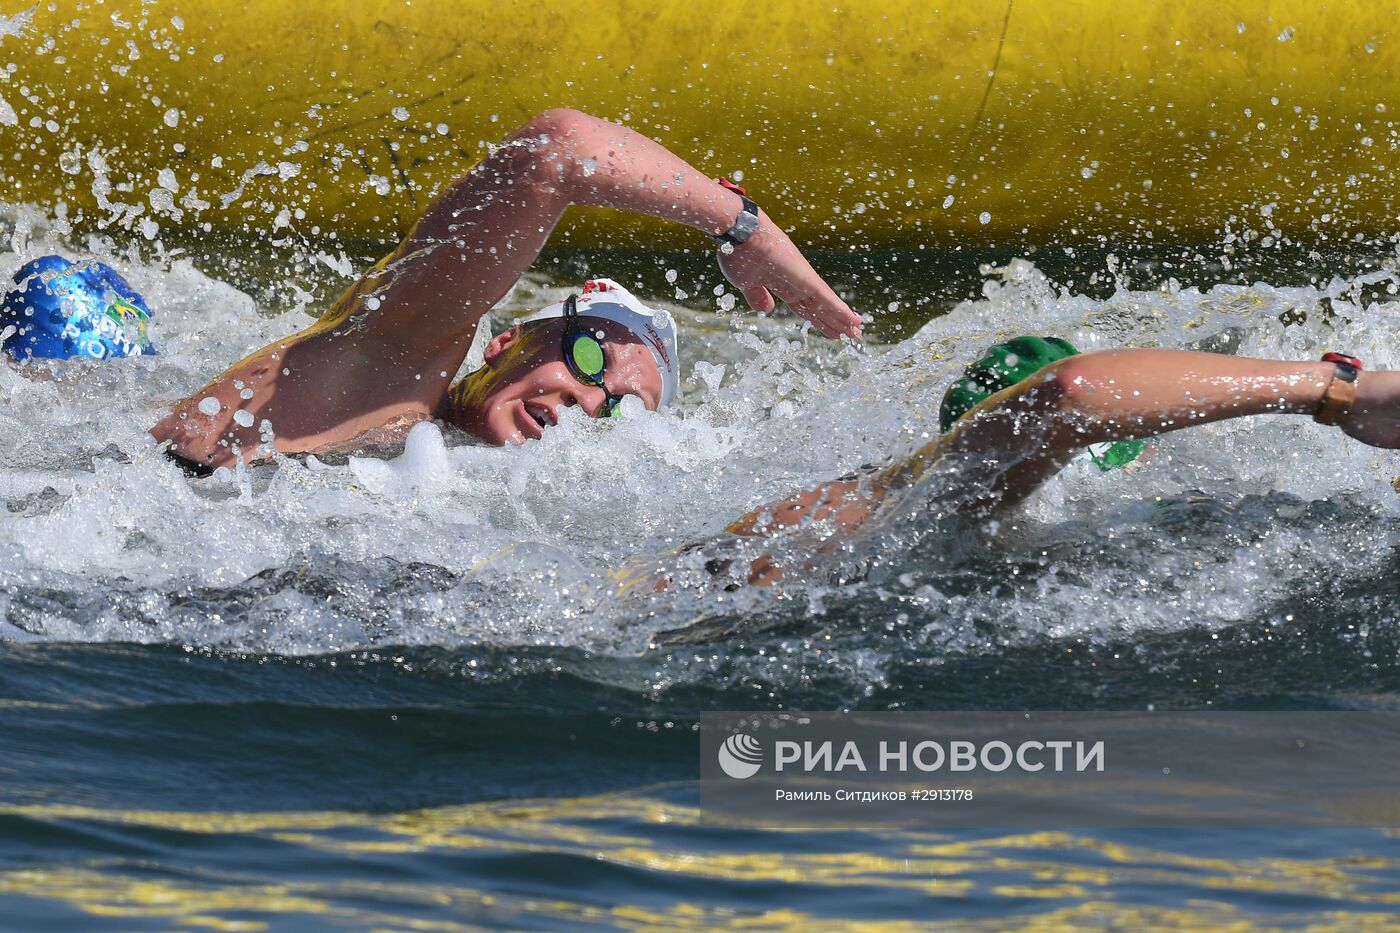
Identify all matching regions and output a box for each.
[525,278,681,408]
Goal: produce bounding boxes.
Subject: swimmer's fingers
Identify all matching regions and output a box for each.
[741,284,776,314]
[785,291,863,339]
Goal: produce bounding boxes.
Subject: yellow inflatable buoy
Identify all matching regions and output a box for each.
[2,1,1396,247]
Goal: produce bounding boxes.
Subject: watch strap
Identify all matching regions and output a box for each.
[1314,352,1363,426]
[714,178,760,247]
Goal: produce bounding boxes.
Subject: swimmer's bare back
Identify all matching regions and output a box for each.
[151,108,861,470]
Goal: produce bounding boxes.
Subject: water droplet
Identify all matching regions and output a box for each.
[197,397,221,416]
[1277,26,1295,41]
[240,388,254,400]
[978,211,991,225]
[942,195,955,208]
[59,150,81,175]
[436,123,449,135]
[665,269,678,284]
[163,107,179,127]
[392,106,409,122]
[364,295,381,310]
[581,157,597,177]
[233,409,254,428]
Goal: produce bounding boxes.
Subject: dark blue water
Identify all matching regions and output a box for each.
[5,545,1400,930]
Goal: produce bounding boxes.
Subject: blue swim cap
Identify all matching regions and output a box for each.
[1,255,155,361]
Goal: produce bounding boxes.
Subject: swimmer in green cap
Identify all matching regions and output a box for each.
[714,344,1400,585]
[152,108,861,473]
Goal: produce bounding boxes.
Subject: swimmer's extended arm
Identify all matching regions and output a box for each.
[723,350,1400,585]
[372,107,861,348]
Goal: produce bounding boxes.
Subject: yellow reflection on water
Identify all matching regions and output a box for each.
[4,791,1400,931]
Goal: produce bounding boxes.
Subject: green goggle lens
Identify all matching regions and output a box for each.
[561,293,626,419]
[570,333,606,377]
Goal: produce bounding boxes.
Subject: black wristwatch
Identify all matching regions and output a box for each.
[713,177,760,248]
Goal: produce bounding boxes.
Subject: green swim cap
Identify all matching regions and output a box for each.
[939,335,1079,431]
[939,335,1147,472]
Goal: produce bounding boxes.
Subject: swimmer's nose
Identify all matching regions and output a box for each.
[562,383,610,418]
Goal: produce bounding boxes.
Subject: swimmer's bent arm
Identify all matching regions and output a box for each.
[723,350,1400,585]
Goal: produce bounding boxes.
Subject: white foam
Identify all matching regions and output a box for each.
[0,220,1397,657]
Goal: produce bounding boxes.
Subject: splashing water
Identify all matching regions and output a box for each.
[0,7,35,42]
[0,223,1398,693]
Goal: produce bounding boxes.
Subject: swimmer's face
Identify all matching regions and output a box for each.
[451,317,663,445]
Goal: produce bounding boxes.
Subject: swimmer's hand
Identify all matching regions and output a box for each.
[717,209,862,339]
[1339,371,1400,449]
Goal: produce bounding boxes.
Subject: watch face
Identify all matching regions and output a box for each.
[732,208,760,242]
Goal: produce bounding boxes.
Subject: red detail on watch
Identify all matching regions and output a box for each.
[717,177,748,197]
[1321,352,1363,371]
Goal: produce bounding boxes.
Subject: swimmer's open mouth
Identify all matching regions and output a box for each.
[524,402,555,429]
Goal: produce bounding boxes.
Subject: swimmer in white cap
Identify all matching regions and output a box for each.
[441,277,683,446]
[152,108,860,473]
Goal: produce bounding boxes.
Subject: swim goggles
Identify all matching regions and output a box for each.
[561,294,624,417]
